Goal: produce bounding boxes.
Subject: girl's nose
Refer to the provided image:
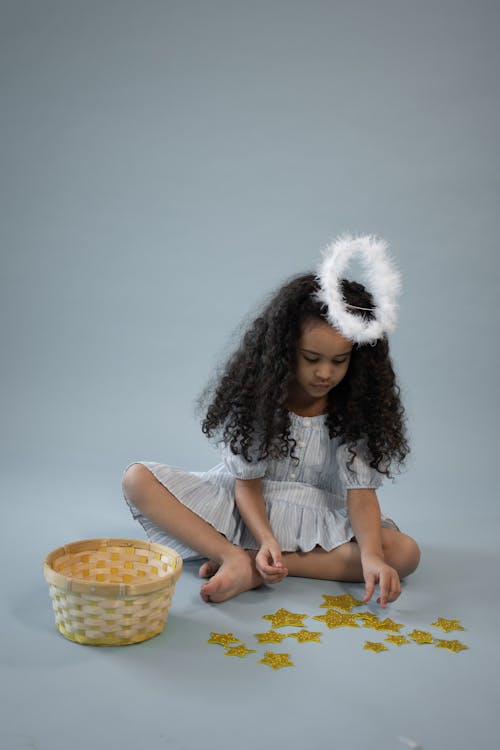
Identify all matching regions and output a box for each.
[315,364,333,381]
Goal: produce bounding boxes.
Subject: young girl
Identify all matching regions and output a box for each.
[122,235,420,608]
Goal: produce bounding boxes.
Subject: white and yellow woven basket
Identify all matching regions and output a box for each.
[43,538,183,646]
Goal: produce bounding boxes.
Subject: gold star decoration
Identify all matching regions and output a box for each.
[356,612,382,627]
[431,617,465,633]
[408,629,434,645]
[287,629,322,643]
[262,608,308,628]
[372,618,405,633]
[320,594,364,612]
[313,609,360,629]
[207,612,469,665]
[224,644,256,658]
[207,632,241,647]
[435,639,469,653]
[259,651,295,670]
[363,641,388,653]
[254,629,289,644]
[385,635,410,646]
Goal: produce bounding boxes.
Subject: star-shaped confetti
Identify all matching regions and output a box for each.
[254,629,289,644]
[223,644,256,658]
[363,641,388,653]
[372,618,404,633]
[320,594,364,612]
[313,609,360,629]
[287,629,322,643]
[385,635,410,646]
[259,651,295,670]
[408,629,434,645]
[356,611,382,627]
[431,617,465,633]
[435,639,469,653]
[262,608,308,628]
[207,632,241,646]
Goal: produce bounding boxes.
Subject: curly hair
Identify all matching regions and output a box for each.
[198,273,409,479]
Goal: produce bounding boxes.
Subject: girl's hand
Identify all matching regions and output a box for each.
[361,553,401,608]
[255,538,288,584]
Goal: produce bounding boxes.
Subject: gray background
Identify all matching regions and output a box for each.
[1,1,499,749]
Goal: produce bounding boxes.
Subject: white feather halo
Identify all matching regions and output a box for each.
[315,233,401,344]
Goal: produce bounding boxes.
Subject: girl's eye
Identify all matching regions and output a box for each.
[304,356,348,365]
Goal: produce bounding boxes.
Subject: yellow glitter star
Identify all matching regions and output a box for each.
[431,617,465,633]
[207,632,240,646]
[320,594,364,612]
[408,629,434,645]
[435,639,469,653]
[262,608,308,628]
[372,618,405,633]
[356,611,382,627]
[385,635,410,646]
[223,644,256,658]
[287,629,323,643]
[254,629,289,644]
[363,641,388,653]
[259,651,295,670]
[313,609,360,629]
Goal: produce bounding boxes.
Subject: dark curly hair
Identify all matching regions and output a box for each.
[198,273,409,479]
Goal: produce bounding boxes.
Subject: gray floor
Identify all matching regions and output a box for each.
[1,470,498,750]
[2,2,499,748]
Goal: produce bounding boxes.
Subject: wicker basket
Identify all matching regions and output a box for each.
[43,538,183,646]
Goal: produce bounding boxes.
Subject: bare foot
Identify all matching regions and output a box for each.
[200,549,263,603]
[199,559,220,579]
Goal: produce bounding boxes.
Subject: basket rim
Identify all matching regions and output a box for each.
[43,537,183,597]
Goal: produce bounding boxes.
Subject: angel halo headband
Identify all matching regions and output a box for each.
[314,233,401,345]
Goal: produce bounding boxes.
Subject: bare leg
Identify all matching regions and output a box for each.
[201,529,420,584]
[282,529,420,581]
[122,464,263,603]
[198,530,420,604]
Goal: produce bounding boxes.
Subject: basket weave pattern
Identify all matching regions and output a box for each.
[43,539,182,646]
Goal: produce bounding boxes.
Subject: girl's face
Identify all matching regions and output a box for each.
[290,318,353,406]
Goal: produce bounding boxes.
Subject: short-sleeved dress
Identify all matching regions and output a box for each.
[123,411,398,560]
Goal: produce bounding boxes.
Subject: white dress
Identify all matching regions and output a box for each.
[123,411,398,559]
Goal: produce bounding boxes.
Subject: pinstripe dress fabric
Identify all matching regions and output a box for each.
[123,412,398,560]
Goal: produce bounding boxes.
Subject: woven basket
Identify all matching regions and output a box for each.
[43,538,183,646]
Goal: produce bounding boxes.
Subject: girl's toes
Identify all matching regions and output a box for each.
[199,559,220,579]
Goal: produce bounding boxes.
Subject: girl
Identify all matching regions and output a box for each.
[122,236,420,607]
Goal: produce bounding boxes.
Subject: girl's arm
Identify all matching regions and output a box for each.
[234,478,288,583]
[347,488,401,607]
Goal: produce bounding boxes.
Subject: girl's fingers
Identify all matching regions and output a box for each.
[261,571,287,584]
[379,574,389,609]
[363,574,376,603]
[380,570,399,606]
[270,549,283,568]
[378,570,391,608]
[256,558,288,578]
[261,566,288,579]
[258,560,288,579]
[390,574,401,602]
[385,571,400,602]
[265,575,286,584]
[377,571,401,606]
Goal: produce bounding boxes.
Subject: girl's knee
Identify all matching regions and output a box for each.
[397,534,420,578]
[122,463,152,501]
[383,531,421,578]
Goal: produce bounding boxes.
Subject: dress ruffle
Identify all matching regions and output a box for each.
[126,462,365,559]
